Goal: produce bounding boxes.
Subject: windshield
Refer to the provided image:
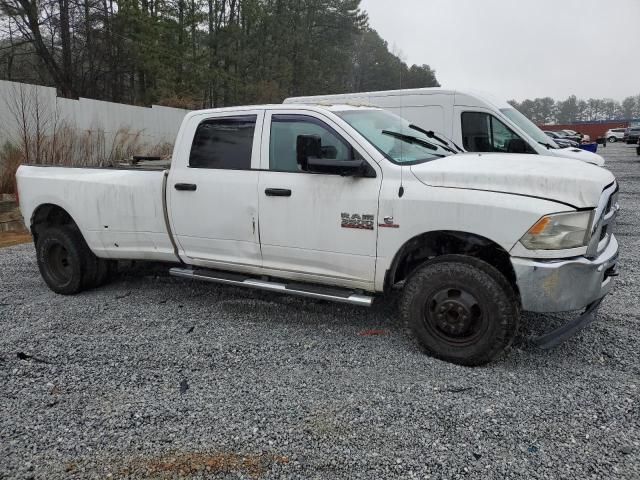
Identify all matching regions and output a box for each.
[500,107,560,149]
[336,109,455,164]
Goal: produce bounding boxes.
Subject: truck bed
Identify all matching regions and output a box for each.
[16,165,177,262]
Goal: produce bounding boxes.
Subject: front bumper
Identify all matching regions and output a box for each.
[511,235,619,313]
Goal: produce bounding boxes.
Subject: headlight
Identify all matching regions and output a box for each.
[520,211,593,250]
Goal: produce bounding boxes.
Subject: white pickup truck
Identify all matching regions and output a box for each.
[16,104,620,365]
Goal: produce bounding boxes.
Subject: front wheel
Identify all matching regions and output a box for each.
[400,255,519,366]
[608,136,617,143]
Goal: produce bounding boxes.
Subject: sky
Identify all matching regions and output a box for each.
[359,0,640,102]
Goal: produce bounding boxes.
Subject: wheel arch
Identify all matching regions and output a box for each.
[30,203,81,243]
[385,230,519,298]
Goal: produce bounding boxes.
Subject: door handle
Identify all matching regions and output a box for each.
[265,188,292,197]
[175,183,197,191]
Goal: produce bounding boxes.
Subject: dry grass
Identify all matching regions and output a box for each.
[0,85,175,193]
[148,141,174,158]
[157,95,202,110]
[33,125,160,167]
[0,143,22,194]
[0,126,173,195]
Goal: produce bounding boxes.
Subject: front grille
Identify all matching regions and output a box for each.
[599,227,608,241]
[586,182,619,258]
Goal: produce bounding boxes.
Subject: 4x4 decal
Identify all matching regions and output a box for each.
[341,213,375,230]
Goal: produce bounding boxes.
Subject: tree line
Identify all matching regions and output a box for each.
[508,94,640,125]
[0,0,439,108]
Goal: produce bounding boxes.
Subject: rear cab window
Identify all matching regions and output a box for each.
[189,115,257,169]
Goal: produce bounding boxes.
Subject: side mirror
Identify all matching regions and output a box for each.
[296,134,322,172]
[307,157,371,177]
[321,145,338,159]
[296,134,374,177]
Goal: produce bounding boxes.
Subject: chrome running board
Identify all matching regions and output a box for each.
[169,267,374,307]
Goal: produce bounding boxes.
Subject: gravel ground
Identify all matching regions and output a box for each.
[1,143,639,479]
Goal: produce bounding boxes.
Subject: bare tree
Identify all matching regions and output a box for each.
[0,0,76,96]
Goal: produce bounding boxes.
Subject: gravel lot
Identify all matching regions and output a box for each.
[1,143,639,479]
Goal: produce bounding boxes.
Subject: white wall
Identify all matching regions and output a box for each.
[0,80,189,147]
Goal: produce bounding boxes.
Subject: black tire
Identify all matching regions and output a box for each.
[400,255,519,366]
[80,244,101,289]
[36,226,86,295]
[608,136,616,143]
[77,239,114,289]
[95,258,116,286]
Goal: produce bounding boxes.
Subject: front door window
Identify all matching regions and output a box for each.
[461,112,532,153]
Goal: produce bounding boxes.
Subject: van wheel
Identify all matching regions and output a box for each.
[400,255,519,366]
[36,226,86,295]
[608,136,616,143]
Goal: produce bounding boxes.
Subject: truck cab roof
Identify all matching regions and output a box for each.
[183,103,381,120]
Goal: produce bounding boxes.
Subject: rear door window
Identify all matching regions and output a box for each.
[189,115,257,169]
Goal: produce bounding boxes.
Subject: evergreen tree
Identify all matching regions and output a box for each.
[0,0,440,107]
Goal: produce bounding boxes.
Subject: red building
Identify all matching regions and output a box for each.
[539,121,631,140]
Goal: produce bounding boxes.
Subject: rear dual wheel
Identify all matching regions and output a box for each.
[400,255,519,366]
[36,226,114,295]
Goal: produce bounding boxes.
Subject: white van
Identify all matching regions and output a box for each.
[285,88,605,166]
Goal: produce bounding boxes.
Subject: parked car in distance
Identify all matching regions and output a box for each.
[625,127,640,144]
[16,103,620,366]
[606,128,626,142]
[544,131,579,148]
[559,129,592,143]
[553,130,582,143]
[562,129,582,139]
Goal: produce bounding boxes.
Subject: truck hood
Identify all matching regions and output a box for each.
[410,153,615,208]
[548,146,605,166]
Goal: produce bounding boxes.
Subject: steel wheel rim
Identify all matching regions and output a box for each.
[47,243,72,284]
[422,287,487,346]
